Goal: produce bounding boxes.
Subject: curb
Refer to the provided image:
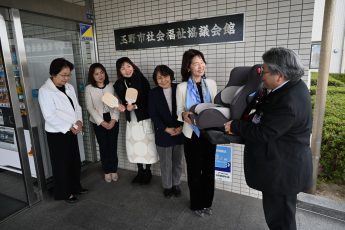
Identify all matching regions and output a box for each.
[297,192,345,222]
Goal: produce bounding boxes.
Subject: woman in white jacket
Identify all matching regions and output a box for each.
[176,49,217,217]
[85,63,120,183]
[38,58,87,203]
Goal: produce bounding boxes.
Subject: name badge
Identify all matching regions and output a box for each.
[252,113,262,124]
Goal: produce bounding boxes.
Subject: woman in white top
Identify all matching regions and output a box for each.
[38,58,87,203]
[85,63,120,183]
[176,49,217,217]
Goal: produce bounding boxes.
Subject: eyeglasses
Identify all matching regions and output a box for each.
[57,73,72,78]
[261,71,270,76]
[260,66,271,77]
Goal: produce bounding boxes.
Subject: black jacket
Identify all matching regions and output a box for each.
[113,72,150,122]
[148,84,184,147]
[231,80,313,195]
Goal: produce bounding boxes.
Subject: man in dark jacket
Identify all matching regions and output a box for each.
[225,47,313,230]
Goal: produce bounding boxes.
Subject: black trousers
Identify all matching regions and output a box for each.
[262,192,297,230]
[184,133,216,210]
[93,122,119,174]
[46,131,82,200]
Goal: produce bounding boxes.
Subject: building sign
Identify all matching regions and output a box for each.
[114,13,244,50]
[80,23,93,41]
[215,145,232,182]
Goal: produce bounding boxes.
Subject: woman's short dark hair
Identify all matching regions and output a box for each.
[115,57,143,79]
[87,63,110,87]
[152,65,175,85]
[181,49,206,82]
[262,47,304,81]
[49,58,74,76]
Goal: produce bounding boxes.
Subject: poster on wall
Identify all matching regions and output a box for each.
[215,145,232,182]
[0,65,11,109]
[114,13,244,50]
[0,126,17,151]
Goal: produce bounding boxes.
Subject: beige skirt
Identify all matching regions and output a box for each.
[125,112,158,164]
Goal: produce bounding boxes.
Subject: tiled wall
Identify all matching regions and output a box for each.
[93,0,314,198]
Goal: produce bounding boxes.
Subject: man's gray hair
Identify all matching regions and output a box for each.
[262,47,304,81]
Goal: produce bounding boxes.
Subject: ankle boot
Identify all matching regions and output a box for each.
[132,169,144,183]
[141,169,152,184]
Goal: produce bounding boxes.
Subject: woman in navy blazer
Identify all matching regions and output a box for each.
[148,65,184,198]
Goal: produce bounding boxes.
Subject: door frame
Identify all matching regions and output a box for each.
[10,8,46,196]
[0,8,41,206]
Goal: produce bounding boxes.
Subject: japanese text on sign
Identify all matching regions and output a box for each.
[114,13,244,50]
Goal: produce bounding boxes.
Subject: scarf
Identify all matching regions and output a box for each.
[186,77,212,137]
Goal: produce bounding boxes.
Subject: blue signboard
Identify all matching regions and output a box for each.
[215,145,232,182]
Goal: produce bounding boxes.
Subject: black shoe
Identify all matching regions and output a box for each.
[194,209,204,217]
[163,188,173,198]
[73,188,88,196]
[172,185,181,197]
[132,170,144,184]
[77,188,88,195]
[203,207,213,215]
[141,169,152,185]
[65,195,78,204]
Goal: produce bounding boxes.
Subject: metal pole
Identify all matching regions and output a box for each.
[309,0,336,194]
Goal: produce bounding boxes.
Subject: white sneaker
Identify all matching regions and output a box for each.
[111,173,118,181]
[104,173,112,183]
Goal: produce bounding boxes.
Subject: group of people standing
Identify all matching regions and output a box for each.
[38,49,218,217]
[38,47,313,230]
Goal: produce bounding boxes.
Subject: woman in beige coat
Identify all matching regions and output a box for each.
[85,63,120,183]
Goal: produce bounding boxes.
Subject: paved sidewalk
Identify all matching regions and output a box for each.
[1,164,345,230]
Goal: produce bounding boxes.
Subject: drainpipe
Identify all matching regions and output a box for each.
[309,0,336,194]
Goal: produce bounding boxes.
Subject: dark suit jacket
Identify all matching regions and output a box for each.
[148,84,184,147]
[231,79,313,195]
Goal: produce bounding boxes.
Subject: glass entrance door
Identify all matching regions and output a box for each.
[0,5,96,221]
[18,10,96,167]
[0,8,32,222]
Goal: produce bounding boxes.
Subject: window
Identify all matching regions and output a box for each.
[310,43,321,69]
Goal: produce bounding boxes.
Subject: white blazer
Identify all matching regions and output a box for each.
[38,78,82,134]
[85,83,119,125]
[176,78,217,139]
